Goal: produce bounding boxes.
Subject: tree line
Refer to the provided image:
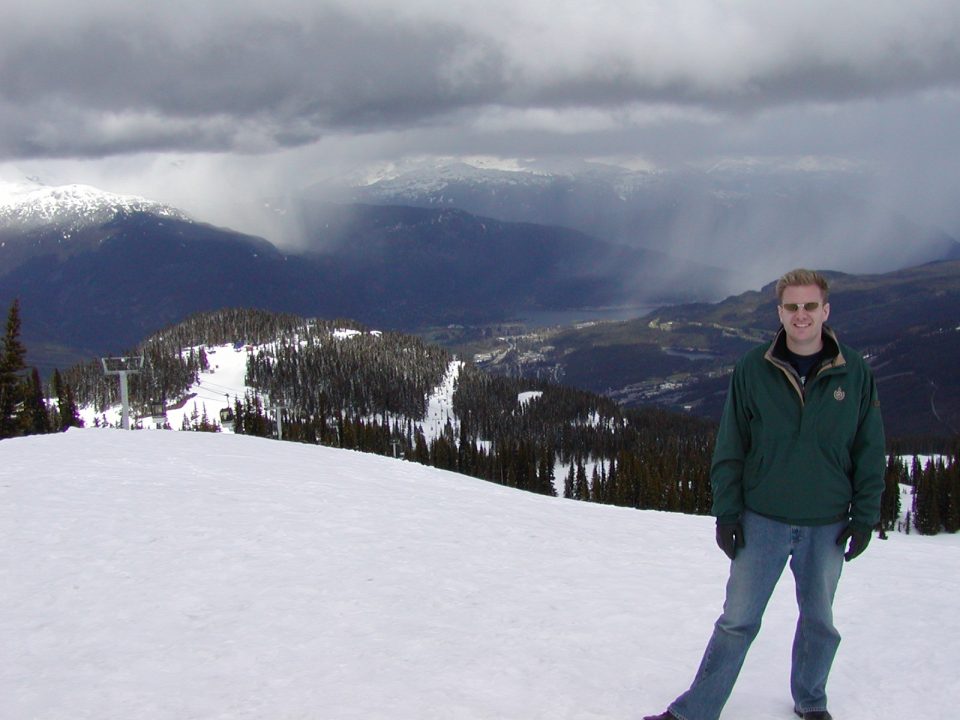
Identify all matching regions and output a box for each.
[0,300,82,438]
[198,311,719,516]
[8,304,960,533]
[880,448,960,535]
[56,308,716,514]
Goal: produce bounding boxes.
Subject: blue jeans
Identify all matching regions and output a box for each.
[669,511,846,720]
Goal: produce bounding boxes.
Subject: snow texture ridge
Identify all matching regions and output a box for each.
[0,181,190,231]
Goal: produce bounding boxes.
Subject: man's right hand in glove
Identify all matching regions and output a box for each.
[716,521,745,560]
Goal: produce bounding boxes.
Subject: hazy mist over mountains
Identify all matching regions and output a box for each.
[323,157,960,294]
[48,153,950,302]
[4,161,957,309]
[194,154,958,305]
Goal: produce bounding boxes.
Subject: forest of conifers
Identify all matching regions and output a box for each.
[4,304,958,534]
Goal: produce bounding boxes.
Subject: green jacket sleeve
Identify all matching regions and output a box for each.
[848,365,886,532]
[710,364,751,524]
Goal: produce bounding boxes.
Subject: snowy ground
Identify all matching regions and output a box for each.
[2,430,958,720]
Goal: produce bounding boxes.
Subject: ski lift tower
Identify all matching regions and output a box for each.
[264,394,288,441]
[272,401,289,441]
[101,356,144,430]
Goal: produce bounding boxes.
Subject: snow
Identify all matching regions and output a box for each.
[518,390,543,407]
[83,335,441,439]
[2,429,958,720]
[81,343,252,431]
[349,156,560,201]
[422,360,462,442]
[0,180,188,230]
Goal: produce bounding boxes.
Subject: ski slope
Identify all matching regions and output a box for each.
[2,429,958,720]
[82,341,463,447]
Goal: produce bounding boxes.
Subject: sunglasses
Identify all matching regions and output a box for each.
[780,302,822,312]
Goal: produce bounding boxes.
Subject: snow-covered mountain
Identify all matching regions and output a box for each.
[3,428,957,719]
[330,156,960,282]
[0,181,190,232]
[3,179,735,375]
[345,156,551,190]
[334,155,658,206]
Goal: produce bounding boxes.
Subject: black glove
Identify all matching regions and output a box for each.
[835,525,871,561]
[716,521,745,560]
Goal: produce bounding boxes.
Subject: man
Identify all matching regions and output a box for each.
[644,269,885,720]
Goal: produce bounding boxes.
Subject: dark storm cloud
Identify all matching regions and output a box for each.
[0,2,507,158]
[3,0,960,160]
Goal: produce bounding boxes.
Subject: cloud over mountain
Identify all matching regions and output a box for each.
[3,1,959,159]
[3,1,960,260]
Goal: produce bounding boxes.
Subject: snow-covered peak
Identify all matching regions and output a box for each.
[339,155,666,204]
[0,181,190,231]
[349,156,548,187]
[343,155,592,194]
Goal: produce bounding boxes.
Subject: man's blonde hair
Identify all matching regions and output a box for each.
[776,268,830,302]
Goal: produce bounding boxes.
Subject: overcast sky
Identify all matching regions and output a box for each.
[2,0,959,240]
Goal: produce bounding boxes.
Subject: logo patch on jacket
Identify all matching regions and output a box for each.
[833,387,846,402]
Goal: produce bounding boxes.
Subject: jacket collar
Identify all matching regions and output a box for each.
[765,324,845,370]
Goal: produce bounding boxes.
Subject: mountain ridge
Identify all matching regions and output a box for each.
[458,260,960,438]
[0,181,189,231]
[5,180,959,437]
[1,194,731,374]
[332,159,960,283]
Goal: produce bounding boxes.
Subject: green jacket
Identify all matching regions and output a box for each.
[711,326,885,532]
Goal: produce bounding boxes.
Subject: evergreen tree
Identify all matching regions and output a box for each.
[574,459,589,501]
[590,465,602,503]
[24,367,52,435]
[880,454,904,532]
[430,434,457,470]
[536,445,557,497]
[944,458,960,534]
[913,459,941,535]
[910,455,922,487]
[0,300,27,439]
[52,369,83,431]
[413,428,430,465]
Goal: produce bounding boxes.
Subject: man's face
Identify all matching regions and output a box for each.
[778,284,830,354]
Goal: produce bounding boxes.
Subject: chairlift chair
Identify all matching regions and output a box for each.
[219,406,235,429]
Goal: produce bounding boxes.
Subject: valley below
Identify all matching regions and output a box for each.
[433,261,960,440]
